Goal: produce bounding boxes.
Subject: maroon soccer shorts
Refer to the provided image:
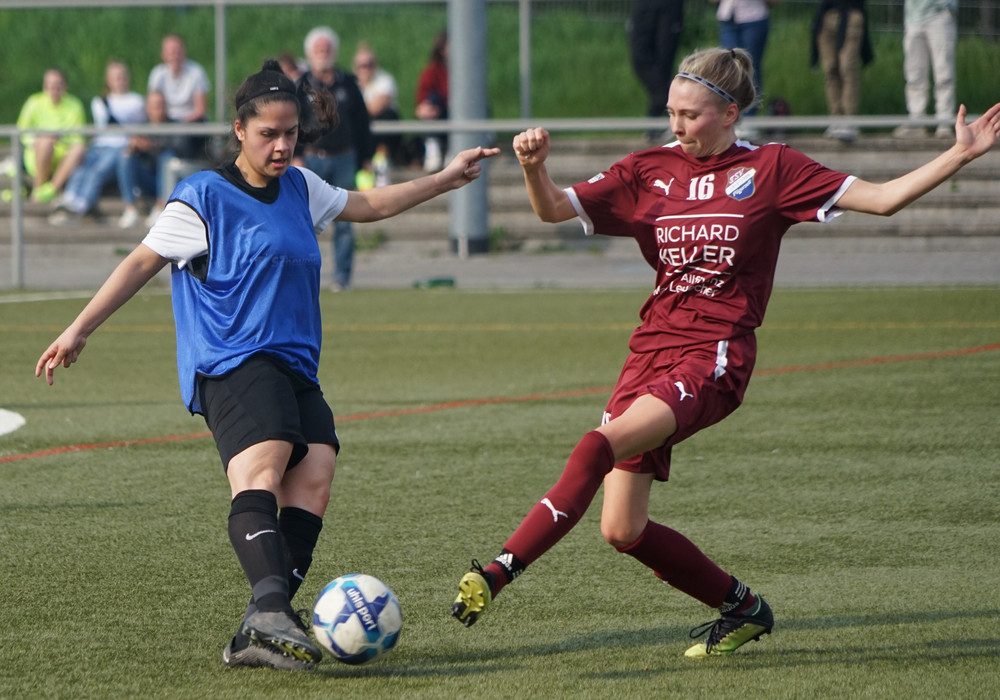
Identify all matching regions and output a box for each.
[602,334,757,480]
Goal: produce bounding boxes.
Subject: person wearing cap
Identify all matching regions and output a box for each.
[36,59,498,671]
[451,46,1000,658]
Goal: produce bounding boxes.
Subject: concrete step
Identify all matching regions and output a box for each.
[3,135,997,245]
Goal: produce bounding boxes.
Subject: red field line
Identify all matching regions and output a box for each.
[755,342,1000,375]
[3,343,997,464]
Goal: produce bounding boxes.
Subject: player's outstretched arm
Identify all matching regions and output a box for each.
[837,102,1000,216]
[514,128,577,223]
[339,145,500,222]
[35,244,169,385]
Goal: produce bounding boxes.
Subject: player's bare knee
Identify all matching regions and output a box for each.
[601,518,645,550]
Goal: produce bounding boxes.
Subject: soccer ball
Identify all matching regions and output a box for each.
[312,574,403,665]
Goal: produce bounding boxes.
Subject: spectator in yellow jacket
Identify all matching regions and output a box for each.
[16,68,88,203]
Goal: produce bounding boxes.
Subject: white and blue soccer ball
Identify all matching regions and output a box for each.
[312,574,403,665]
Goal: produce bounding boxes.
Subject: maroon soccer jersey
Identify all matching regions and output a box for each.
[567,141,854,352]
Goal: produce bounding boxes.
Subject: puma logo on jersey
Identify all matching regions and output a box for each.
[674,381,694,401]
[653,177,675,196]
[541,498,569,522]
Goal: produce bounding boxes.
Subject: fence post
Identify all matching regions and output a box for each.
[448,0,491,256]
[10,135,24,289]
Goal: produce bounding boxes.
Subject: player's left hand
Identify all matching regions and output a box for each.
[954,102,1000,160]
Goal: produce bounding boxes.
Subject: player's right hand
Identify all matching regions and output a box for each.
[35,330,87,386]
[513,128,551,167]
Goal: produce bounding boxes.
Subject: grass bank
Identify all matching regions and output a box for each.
[0,2,996,129]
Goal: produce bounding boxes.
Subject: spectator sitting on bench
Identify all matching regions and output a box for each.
[15,67,87,204]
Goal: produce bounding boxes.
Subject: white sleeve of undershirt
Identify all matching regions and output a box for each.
[297,166,349,234]
[141,202,208,269]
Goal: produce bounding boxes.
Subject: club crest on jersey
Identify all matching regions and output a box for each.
[725,166,756,201]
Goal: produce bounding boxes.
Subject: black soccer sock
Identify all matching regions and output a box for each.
[278,506,324,602]
[719,576,757,615]
[228,489,291,613]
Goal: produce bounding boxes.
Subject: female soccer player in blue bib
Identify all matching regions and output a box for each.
[37,60,497,671]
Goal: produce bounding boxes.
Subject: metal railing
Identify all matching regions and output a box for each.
[3,110,956,288]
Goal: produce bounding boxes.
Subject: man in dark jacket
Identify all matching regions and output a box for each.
[297,25,375,291]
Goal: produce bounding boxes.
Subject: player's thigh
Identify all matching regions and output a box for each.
[598,393,678,461]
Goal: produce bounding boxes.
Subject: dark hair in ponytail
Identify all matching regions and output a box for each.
[229,59,338,153]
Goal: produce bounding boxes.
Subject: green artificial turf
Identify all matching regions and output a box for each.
[1,286,998,698]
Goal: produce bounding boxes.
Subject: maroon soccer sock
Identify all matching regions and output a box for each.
[492,430,616,596]
[616,519,732,608]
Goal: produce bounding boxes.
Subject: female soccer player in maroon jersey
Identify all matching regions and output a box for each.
[452,47,1000,657]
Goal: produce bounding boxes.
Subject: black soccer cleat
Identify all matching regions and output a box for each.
[684,596,774,657]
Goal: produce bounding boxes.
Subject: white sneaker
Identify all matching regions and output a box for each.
[117,208,140,229]
[892,124,927,139]
[423,137,443,172]
[934,125,953,139]
[145,207,163,228]
[48,209,80,227]
[824,125,858,142]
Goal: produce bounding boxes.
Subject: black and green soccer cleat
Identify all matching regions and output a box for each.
[684,596,774,657]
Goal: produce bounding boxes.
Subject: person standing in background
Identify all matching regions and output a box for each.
[811,0,875,142]
[892,0,957,139]
[297,25,375,292]
[628,0,685,142]
[710,0,776,125]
